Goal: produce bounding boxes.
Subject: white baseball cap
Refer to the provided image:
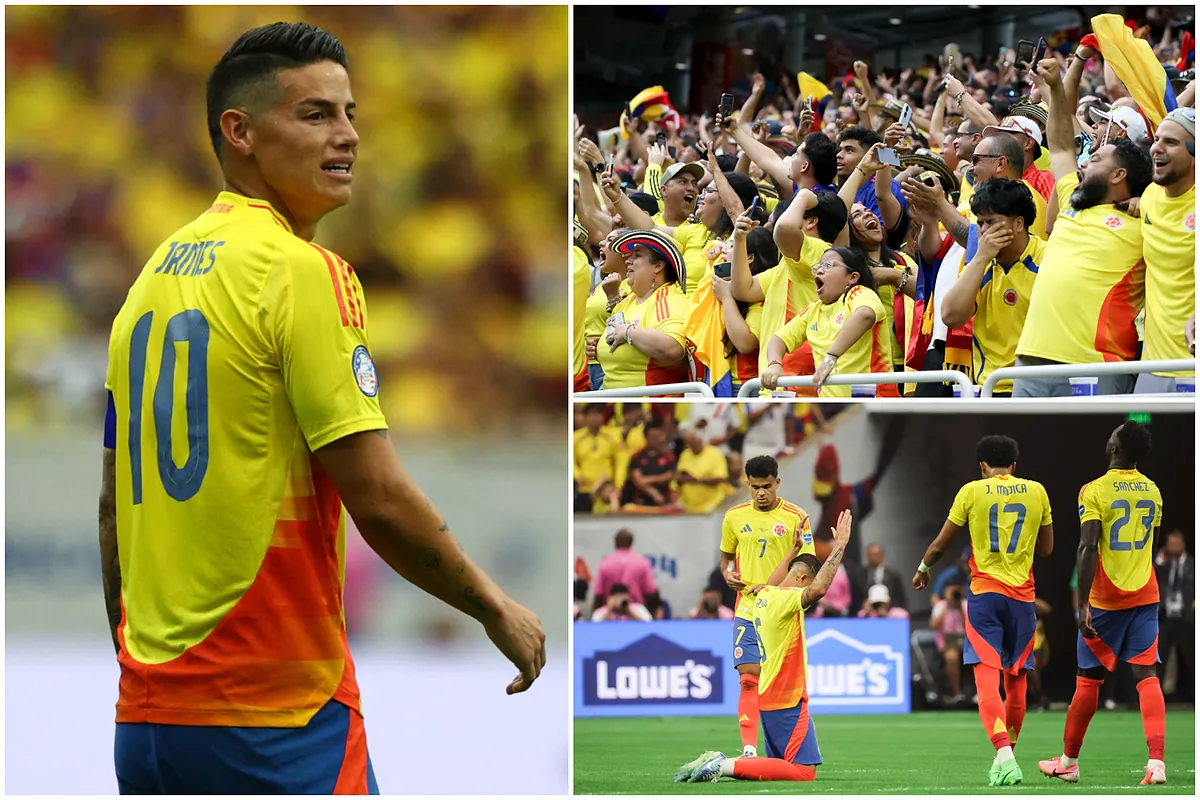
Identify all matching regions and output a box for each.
[983,116,1044,145]
[1088,106,1150,143]
[867,584,892,605]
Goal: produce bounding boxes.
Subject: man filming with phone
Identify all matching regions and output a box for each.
[591,583,653,622]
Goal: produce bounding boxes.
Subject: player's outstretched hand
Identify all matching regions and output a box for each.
[1078,605,1098,639]
[483,598,547,695]
[831,509,852,548]
[912,569,929,591]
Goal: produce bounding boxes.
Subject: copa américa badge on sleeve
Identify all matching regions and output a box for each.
[352,345,378,397]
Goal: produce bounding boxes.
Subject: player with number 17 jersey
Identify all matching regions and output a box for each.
[105,190,383,730]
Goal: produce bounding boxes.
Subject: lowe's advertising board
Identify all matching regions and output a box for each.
[575,618,910,717]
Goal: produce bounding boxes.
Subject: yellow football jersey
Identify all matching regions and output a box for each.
[756,235,829,377]
[773,285,889,398]
[947,474,1052,602]
[572,246,591,379]
[1079,469,1163,610]
[720,498,814,622]
[971,235,1048,393]
[595,284,690,389]
[754,585,812,711]
[1140,183,1196,375]
[105,191,385,726]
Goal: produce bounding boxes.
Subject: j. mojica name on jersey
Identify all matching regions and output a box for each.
[153,240,226,277]
[593,660,716,700]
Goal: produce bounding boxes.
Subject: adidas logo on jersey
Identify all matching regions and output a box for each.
[741,524,753,533]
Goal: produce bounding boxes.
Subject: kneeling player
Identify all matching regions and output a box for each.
[1039,422,1167,786]
[675,510,852,783]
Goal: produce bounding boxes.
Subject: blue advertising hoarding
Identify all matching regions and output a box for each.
[574,618,910,717]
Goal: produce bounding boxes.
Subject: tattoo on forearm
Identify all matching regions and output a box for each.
[419,547,442,571]
[949,218,970,245]
[462,586,492,617]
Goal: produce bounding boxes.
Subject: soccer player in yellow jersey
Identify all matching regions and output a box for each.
[99,23,545,795]
[913,435,1053,787]
[1040,421,1168,786]
[676,510,852,783]
[1136,108,1195,394]
[717,455,815,758]
[760,248,891,397]
[941,179,1048,397]
[1014,59,1154,397]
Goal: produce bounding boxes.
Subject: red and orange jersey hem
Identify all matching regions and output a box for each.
[1090,556,1160,611]
[969,559,1035,602]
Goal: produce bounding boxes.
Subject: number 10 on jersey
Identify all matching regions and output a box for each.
[127,309,211,504]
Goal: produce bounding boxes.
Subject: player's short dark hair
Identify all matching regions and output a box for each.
[807,190,850,244]
[614,528,634,549]
[1110,137,1154,198]
[584,403,605,416]
[976,435,1019,468]
[745,455,779,479]
[837,125,883,150]
[789,553,822,576]
[1115,421,1152,463]
[609,582,631,596]
[803,132,838,185]
[207,22,348,164]
[828,245,877,293]
[970,178,1038,230]
[981,132,1025,179]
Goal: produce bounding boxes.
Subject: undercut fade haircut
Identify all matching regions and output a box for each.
[745,455,779,479]
[1109,137,1154,199]
[789,553,822,576]
[976,435,1019,468]
[1116,421,1152,463]
[803,132,839,186]
[206,22,348,164]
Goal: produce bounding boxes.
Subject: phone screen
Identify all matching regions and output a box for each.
[878,147,901,167]
[1016,40,1034,65]
[719,93,735,118]
[1033,37,1047,64]
[656,132,666,147]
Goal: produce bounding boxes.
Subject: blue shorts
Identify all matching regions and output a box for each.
[114,700,379,795]
[964,591,1036,675]
[761,701,822,765]
[1077,604,1160,671]
[733,619,761,667]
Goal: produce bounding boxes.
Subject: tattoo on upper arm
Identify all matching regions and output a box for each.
[419,547,442,571]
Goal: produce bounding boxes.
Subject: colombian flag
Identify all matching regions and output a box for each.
[686,273,734,396]
[797,72,833,104]
[1088,13,1178,132]
[620,86,683,139]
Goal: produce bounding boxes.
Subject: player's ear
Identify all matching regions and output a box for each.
[221,109,256,159]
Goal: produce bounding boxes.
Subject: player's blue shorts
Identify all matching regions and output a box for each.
[732,618,761,667]
[761,701,823,765]
[114,699,379,795]
[964,591,1036,675]
[1077,603,1160,671]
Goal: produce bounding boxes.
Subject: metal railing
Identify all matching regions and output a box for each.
[980,359,1197,398]
[736,370,976,398]
[579,381,715,399]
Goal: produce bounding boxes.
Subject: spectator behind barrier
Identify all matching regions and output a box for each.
[592,582,652,622]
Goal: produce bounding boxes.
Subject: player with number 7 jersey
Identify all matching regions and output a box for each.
[912,435,1053,787]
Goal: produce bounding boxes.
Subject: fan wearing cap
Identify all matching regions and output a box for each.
[595,230,690,391]
[983,116,1056,202]
[940,179,1047,397]
[1012,58,1154,397]
[627,148,711,294]
[858,584,909,619]
[1136,106,1196,393]
[760,247,891,398]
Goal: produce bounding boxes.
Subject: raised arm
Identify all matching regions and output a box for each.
[802,510,852,609]
[943,73,999,130]
[1035,57,1079,183]
[316,431,546,693]
[740,73,767,125]
[721,113,792,190]
[773,187,818,261]
[941,223,1000,328]
[928,90,948,150]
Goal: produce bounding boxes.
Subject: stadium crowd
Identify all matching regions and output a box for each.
[6,5,566,436]
[572,9,1196,398]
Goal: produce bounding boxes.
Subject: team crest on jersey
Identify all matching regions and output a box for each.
[352,345,378,397]
[734,646,744,659]
[741,524,753,533]
[772,523,787,537]
[1003,289,1018,306]
[1186,213,1195,231]
[1104,215,1123,230]
[833,311,846,327]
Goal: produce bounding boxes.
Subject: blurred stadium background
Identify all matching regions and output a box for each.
[5,5,568,795]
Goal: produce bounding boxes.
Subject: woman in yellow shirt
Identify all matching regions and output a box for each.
[585,229,633,391]
[593,230,691,390]
[760,247,891,398]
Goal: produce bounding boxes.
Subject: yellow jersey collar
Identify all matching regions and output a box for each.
[210,191,294,235]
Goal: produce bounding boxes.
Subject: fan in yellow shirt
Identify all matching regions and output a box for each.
[574,404,621,495]
[572,236,592,392]
[584,231,633,392]
[760,247,891,398]
[676,427,731,514]
[1136,108,1196,392]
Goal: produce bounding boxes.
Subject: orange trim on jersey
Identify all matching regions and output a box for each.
[247,202,292,233]
[760,619,807,711]
[968,553,1035,602]
[870,324,901,397]
[308,243,352,328]
[334,254,363,329]
[1094,260,1145,362]
[1090,555,1160,611]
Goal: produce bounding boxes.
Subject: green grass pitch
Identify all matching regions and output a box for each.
[574,711,1195,794]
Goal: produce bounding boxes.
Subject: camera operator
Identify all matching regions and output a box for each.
[931,580,969,705]
[591,582,653,622]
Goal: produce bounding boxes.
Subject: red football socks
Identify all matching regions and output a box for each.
[732,759,816,781]
[1136,676,1166,761]
[1063,676,1103,758]
[974,664,1011,750]
[1003,672,1028,747]
[738,672,760,749]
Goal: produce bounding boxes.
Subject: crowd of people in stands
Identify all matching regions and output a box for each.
[7,6,566,436]
[572,10,1196,398]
